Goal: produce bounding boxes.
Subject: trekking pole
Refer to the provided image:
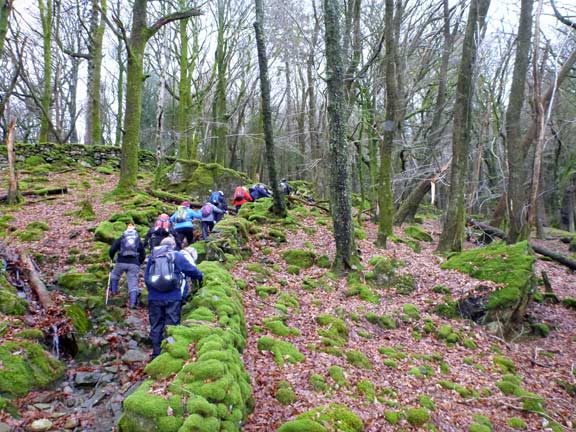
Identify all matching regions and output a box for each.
[105,263,112,305]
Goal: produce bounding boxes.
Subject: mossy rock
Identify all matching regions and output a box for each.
[57,272,100,291]
[316,314,348,347]
[507,417,527,430]
[493,356,515,373]
[276,380,297,405]
[267,228,287,243]
[366,256,400,286]
[0,340,65,397]
[65,304,91,335]
[357,379,376,402]
[0,274,27,315]
[442,241,535,334]
[405,407,430,427]
[257,336,304,367]
[282,249,316,269]
[345,350,373,370]
[310,374,329,392]
[328,366,348,388]
[278,404,363,432]
[94,220,126,244]
[403,225,433,242]
[403,304,420,320]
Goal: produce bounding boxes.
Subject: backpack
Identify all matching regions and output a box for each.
[154,217,171,231]
[175,206,188,223]
[201,203,212,217]
[119,230,140,257]
[145,246,180,292]
[210,191,221,205]
[233,187,245,202]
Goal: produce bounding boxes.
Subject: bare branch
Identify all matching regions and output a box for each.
[147,8,203,39]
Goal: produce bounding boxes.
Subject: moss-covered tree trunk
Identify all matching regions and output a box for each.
[324,0,356,272]
[254,0,286,218]
[0,0,12,58]
[437,0,490,253]
[211,0,228,165]
[307,5,320,181]
[177,14,192,159]
[6,119,21,205]
[375,0,398,248]
[85,0,106,146]
[505,0,534,244]
[117,1,202,192]
[38,0,53,144]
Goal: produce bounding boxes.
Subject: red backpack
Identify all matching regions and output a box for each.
[233,187,245,202]
[154,216,171,231]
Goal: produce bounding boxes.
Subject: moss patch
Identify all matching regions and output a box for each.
[278,404,363,432]
[403,225,433,242]
[282,249,316,269]
[257,336,305,367]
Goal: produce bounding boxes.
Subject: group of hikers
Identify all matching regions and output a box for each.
[107,181,291,358]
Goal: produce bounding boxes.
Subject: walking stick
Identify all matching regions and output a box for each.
[105,265,112,305]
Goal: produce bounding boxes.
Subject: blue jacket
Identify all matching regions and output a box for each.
[250,185,272,200]
[170,207,202,230]
[145,248,203,301]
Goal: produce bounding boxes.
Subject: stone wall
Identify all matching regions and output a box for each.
[0,143,159,171]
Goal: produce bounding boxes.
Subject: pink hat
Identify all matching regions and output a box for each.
[182,201,190,207]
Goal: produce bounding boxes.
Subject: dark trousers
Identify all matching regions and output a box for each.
[176,227,195,246]
[202,221,215,240]
[148,300,182,357]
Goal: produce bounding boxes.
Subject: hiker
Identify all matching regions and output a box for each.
[200,201,225,240]
[108,222,146,309]
[144,236,203,359]
[144,213,181,251]
[280,178,291,195]
[170,201,201,247]
[232,185,253,212]
[209,190,228,222]
[250,183,272,201]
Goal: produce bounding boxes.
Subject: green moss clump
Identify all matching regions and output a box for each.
[562,298,576,309]
[287,265,300,275]
[405,407,430,427]
[345,350,373,370]
[441,241,535,310]
[57,272,100,291]
[309,374,329,392]
[65,304,91,335]
[419,394,435,410]
[328,366,347,388]
[245,263,271,276]
[317,255,331,268]
[463,338,477,349]
[285,404,363,432]
[469,424,491,432]
[432,285,451,294]
[384,411,400,425]
[94,220,126,244]
[316,314,348,347]
[357,379,376,402]
[378,346,406,360]
[493,356,516,373]
[264,317,300,337]
[532,323,550,337]
[73,200,96,220]
[507,417,527,429]
[394,274,416,295]
[255,285,277,298]
[282,249,316,269]
[365,312,396,329]
[277,419,328,432]
[434,299,461,319]
[437,324,453,339]
[275,381,297,405]
[403,304,420,320]
[404,225,433,242]
[257,336,305,367]
[0,274,27,315]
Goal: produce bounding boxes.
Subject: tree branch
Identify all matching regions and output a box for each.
[551,0,576,30]
[147,8,203,40]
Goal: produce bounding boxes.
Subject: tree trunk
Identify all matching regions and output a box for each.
[38,0,53,144]
[21,249,55,310]
[6,119,21,205]
[85,0,106,146]
[437,0,491,253]
[211,0,228,165]
[154,18,169,169]
[254,0,286,218]
[0,0,12,58]
[114,0,124,148]
[505,0,535,243]
[177,13,192,159]
[324,0,356,271]
[376,0,398,248]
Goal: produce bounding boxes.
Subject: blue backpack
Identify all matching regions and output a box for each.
[210,191,221,205]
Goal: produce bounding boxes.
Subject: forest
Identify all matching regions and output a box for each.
[0,0,576,431]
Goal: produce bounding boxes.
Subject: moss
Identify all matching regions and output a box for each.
[434,299,460,319]
[255,285,277,298]
[276,380,297,405]
[439,380,473,398]
[378,346,406,360]
[365,313,396,329]
[356,379,376,402]
[317,255,331,268]
[310,374,329,392]
[294,404,364,432]
[257,336,304,367]
[384,411,400,425]
[394,274,416,295]
[532,323,550,337]
[16,229,44,242]
[383,359,398,369]
[346,280,380,304]
[463,338,477,349]
[493,356,516,373]
[0,340,65,397]
[277,419,328,432]
[441,241,535,310]
[13,329,44,341]
[282,249,316,269]
[316,314,348,347]
[267,228,287,243]
[94,220,126,244]
[345,350,373,370]
[517,390,545,413]
[472,414,492,428]
[469,424,491,432]
[57,272,100,291]
[419,394,435,411]
[0,274,27,315]
[405,407,430,427]
[432,285,451,294]
[404,225,433,242]
[437,324,453,339]
[507,417,527,430]
[403,304,420,320]
[245,263,271,276]
[562,298,576,309]
[328,366,348,388]
[65,304,91,335]
[264,317,300,337]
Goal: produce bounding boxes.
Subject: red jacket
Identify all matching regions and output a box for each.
[233,188,253,206]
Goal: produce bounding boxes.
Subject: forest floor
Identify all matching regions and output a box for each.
[0,168,575,431]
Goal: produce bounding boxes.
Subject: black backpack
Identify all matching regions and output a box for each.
[145,246,181,292]
[119,230,140,257]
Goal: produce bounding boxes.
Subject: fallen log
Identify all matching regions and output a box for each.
[0,186,68,202]
[20,249,55,310]
[468,219,576,271]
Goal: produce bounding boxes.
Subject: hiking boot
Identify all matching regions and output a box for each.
[129,291,140,309]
